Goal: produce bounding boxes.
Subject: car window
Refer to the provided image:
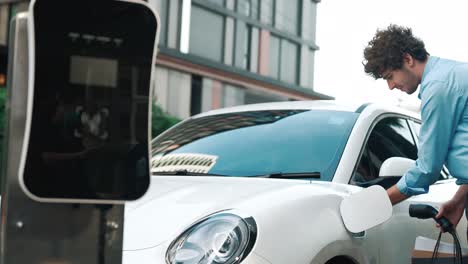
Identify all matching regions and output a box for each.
[351,117,417,186]
[151,110,359,181]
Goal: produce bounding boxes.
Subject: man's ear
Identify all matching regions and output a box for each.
[403,53,415,67]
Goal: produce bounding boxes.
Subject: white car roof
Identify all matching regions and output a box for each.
[194,100,362,118]
[193,100,420,120]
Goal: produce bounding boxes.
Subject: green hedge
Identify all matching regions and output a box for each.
[152,103,180,138]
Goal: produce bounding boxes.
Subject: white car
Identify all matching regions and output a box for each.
[122,100,466,264]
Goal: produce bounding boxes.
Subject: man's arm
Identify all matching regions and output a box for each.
[396,81,465,196]
[387,185,410,205]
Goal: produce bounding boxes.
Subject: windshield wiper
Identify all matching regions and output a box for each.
[254,172,321,179]
[152,170,227,176]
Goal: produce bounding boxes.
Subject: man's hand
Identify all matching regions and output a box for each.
[436,198,466,229]
[387,185,409,205]
[435,185,468,229]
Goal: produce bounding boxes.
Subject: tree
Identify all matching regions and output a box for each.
[151,103,180,138]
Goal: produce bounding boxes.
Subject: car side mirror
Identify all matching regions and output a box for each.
[379,157,415,177]
[340,185,392,233]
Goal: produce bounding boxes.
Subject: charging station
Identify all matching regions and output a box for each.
[0,0,159,262]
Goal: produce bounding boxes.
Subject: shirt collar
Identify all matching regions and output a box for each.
[419,56,438,99]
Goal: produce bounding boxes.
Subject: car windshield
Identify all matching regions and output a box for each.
[151,109,358,181]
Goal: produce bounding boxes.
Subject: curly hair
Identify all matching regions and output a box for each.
[363,24,429,79]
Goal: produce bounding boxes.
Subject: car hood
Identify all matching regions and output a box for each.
[123,175,348,250]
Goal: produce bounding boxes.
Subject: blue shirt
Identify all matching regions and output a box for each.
[396,56,468,196]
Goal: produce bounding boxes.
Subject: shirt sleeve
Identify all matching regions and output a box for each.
[396,80,465,196]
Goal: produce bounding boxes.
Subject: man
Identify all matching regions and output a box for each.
[363,24,468,231]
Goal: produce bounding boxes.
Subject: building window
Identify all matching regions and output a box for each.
[237,0,250,17]
[269,35,298,84]
[203,0,225,6]
[154,67,192,119]
[260,0,274,25]
[189,5,224,61]
[268,35,280,79]
[236,0,259,20]
[200,77,214,113]
[308,48,315,88]
[191,75,203,116]
[224,17,235,65]
[225,0,235,10]
[280,39,298,84]
[306,1,317,42]
[249,27,259,73]
[251,0,259,20]
[223,84,245,107]
[234,20,250,69]
[275,0,299,34]
[245,89,287,104]
[167,70,192,119]
[149,0,168,46]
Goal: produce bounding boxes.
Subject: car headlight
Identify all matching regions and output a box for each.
[166,211,257,264]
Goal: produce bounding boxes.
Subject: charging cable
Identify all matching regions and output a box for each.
[409,204,462,264]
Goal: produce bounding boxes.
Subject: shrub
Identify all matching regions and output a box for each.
[152,103,180,138]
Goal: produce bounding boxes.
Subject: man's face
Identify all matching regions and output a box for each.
[382,65,419,95]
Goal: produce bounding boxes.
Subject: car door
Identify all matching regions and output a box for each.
[349,115,457,264]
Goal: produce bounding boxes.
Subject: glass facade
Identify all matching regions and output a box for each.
[149,0,168,46]
[204,0,225,6]
[244,89,287,104]
[260,0,274,25]
[224,16,235,65]
[234,20,250,69]
[223,84,245,107]
[155,0,317,87]
[251,0,259,20]
[154,67,192,119]
[268,35,280,79]
[147,0,322,121]
[280,39,298,83]
[275,0,299,35]
[236,0,250,17]
[268,36,298,84]
[249,27,259,72]
[189,5,224,61]
[307,48,315,88]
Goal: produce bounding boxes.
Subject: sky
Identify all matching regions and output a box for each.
[313,0,468,109]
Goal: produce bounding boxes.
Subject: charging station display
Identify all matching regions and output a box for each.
[22,0,158,201]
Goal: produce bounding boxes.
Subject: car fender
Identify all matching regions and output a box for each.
[229,184,379,264]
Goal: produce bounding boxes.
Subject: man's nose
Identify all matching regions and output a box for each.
[387,80,396,90]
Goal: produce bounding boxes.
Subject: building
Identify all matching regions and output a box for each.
[149,0,331,119]
[0,0,331,121]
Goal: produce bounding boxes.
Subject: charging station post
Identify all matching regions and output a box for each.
[0,1,159,263]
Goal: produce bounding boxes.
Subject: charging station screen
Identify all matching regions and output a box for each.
[23,0,157,201]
